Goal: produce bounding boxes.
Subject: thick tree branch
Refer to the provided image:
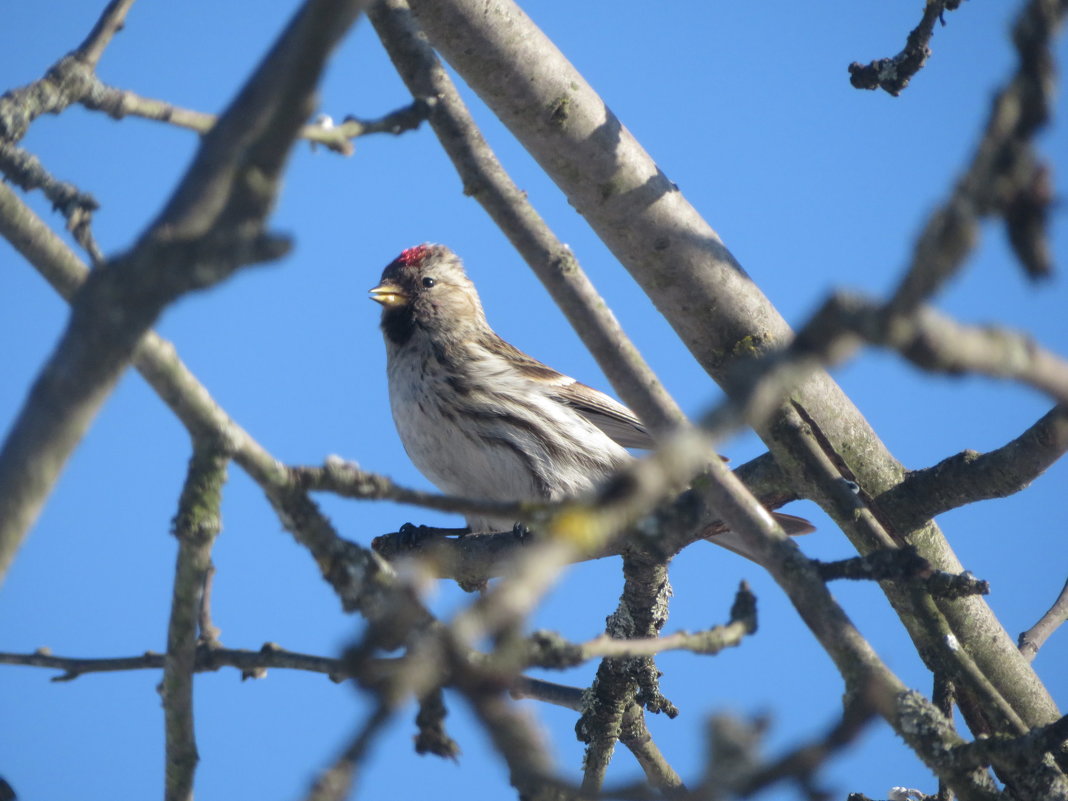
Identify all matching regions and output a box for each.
[578,555,673,793]
[0,0,365,586]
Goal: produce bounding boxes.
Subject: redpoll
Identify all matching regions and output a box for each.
[370,244,812,541]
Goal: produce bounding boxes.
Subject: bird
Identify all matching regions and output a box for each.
[369,243,812,544]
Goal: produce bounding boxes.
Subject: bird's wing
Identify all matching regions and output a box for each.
[548,380,656,449]
[491,334,655,449]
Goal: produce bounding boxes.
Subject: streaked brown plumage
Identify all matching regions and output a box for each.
[371,244,812,543]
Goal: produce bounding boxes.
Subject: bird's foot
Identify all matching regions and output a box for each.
[511,522,534,543]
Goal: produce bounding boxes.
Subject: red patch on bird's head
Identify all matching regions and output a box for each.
[397,244,431,266]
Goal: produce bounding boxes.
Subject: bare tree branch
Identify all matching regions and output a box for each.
[880,405,1068,529]
[815,548,990,599]
[0,643,346,682]
[303,704,392,801]
[80,84,429,155]
[0,0,366,586]
[1019,578,1068,661]
[886,0,1065,304]
[162,445,228,801]
[848,0,964,96]
[293,458,531,521]
[579,555,674,794]
[368,447,808,587]
[0,143,102,260]
[797,294,1068,405]
[525,581,756,668]
[0,0,136,258]
[498,681,689,800]
[736,701,880,798]
[75,0,138,67]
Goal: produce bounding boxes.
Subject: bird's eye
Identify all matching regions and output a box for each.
[422,276,436,288]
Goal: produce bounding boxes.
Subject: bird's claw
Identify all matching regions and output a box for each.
[397,523,433,548]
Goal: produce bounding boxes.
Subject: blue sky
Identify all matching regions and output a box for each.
[2,2,1067,799]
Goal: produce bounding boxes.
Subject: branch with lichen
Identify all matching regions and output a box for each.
[848,0,964,95]
[815,548,990,599]
[162,444,228,801]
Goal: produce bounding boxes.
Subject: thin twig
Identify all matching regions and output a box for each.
[879,405,1068,530]
[198,563,221,644]
[80,84,429,155]
[292,458,529,521]
[303,704,393,801]
[1018,578,1068,661]
[848,0,963,95]
[886,0,1065,303]
[0,643,346,682]
[525,603,755,668]
[736,701,879,797]
[74,0,139,67]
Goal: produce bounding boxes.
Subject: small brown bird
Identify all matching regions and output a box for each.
[370,244,812,544]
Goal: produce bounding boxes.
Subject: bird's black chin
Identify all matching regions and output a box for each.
[381,304,418,346]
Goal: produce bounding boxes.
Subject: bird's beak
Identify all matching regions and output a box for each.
[369,282,407,308]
